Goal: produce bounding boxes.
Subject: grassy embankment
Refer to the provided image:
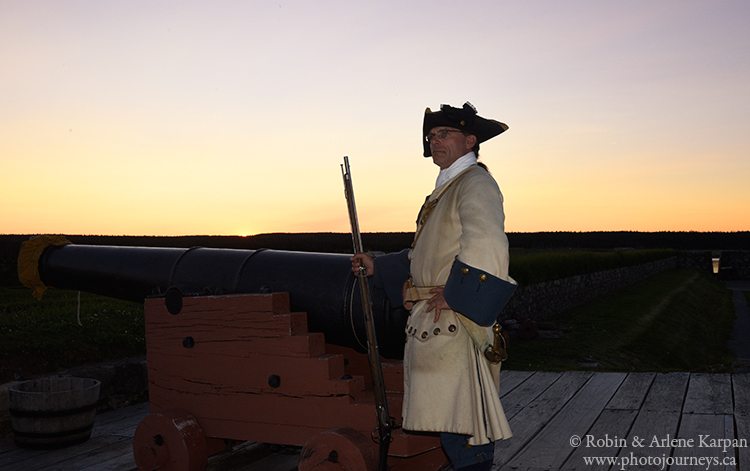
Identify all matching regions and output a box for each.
[502,268,736,373]
[0,249,737,383]
[508,248,675,284]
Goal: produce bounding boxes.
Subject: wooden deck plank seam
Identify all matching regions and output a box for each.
[498,372,623,469]
[495,372,595,468]
[558,373,655,470]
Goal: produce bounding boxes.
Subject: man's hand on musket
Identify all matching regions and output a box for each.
[350,253,374,277]
[351,254,450,321]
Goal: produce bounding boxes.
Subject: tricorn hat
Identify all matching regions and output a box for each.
[422,102,508,157]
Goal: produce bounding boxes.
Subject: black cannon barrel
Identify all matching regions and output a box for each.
[19,238,408,359]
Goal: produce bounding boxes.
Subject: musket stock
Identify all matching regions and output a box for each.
[341,156,392,471]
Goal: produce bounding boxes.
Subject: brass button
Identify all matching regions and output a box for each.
[479,274,487,282]
[421,331,428,339]
[433,328,441,335]
[448,324,457,332]
[461,267,469,275]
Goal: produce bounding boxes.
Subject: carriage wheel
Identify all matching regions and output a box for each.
[298,427,378,471]
[133,409,208,471]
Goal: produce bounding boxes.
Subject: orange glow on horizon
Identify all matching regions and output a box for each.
[2,2,749,236]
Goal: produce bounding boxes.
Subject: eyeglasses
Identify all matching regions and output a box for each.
[425,129,465,143]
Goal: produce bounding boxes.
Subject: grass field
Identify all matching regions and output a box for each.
[502,268,736,373]
[0,288,144,384]
[0,265,738,384]
[508,248,675,284]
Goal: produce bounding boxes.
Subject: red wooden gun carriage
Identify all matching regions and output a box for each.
[19,236,449,471]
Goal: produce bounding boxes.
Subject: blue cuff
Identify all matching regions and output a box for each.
[372,249,411,308]
[443,258,516,326]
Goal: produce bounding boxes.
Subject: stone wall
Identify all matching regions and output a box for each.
[502,257,681,322]
[677,251,714,273]
[719,251,750,280]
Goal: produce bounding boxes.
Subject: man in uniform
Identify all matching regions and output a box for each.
[352,102,516,471]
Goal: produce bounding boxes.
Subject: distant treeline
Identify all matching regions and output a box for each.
[1,231,748,287]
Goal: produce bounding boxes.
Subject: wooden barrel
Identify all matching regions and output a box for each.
[9,377,101,449]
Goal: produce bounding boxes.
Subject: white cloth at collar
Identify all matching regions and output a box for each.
[435,152,477,189]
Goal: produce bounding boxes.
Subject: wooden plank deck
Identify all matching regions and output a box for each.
[2,371,749,471]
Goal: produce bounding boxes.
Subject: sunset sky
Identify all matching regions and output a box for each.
[2,0,749,236]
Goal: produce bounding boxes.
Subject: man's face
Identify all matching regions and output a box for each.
[427,126,477,169]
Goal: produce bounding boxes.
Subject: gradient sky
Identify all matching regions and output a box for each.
[2,0,749,236]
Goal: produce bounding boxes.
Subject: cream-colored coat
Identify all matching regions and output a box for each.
[402,166,512,446]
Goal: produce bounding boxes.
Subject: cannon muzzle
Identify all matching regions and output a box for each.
[18,236,408,359]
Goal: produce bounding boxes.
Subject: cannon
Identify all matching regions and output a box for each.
[18,235,448,471]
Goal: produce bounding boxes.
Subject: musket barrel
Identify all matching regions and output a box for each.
[20,238,408,359]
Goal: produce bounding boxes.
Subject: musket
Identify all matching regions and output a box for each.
[341,156,392,470]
